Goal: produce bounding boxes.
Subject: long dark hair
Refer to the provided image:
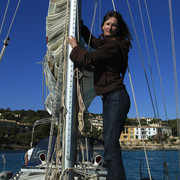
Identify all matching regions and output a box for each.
[101,11,132,77]
[101,11,132,48]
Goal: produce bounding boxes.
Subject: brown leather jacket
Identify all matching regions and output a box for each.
[70,25,129,96]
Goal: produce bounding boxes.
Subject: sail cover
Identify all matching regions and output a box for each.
[44,0,96,115]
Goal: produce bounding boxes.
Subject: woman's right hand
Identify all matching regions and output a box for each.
[68,35,78,48]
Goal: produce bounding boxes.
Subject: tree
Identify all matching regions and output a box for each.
[125,118,138,126]
[0,130,7,143]
[140,119,148,126]
[5,108,11,112]
[149,118,161,124]
[3,112,15,120]
[19,109,26,117]
[0,108,6,113]
[166,119,178,137]
[89,126,103,141]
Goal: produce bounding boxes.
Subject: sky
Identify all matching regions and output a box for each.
[0,0,179,121]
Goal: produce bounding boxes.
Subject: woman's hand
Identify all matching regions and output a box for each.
[68,35,78,48]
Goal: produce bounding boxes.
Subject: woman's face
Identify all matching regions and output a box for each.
[102,17,119,36]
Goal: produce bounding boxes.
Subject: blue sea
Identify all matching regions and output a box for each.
[0,150,179,179]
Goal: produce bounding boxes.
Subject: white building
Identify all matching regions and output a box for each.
[134,126,159,139]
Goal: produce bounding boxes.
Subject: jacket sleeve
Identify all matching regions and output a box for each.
[70,46,91,66]
[70,40,121,66]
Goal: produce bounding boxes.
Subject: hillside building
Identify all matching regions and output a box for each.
[0,119,30,135]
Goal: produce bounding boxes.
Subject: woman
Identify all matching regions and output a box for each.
[68,11,132,180]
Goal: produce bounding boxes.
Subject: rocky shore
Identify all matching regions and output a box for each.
[0,141,179,151]
[0,144,29,150]
[121,144,179,150]
[120,140,179,150]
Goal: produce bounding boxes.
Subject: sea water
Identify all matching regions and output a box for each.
[122,150,179,179]
[0,150,26,174]
[0,150,179,179]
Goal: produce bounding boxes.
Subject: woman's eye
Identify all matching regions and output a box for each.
[112,24,117,27]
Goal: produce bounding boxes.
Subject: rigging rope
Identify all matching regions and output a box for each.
[0,0,10,35]
[168,0,180,125]
[168,0,180,177]
[137,0,159,119]
[112,0,116,11]
[144,0,168,120]
[87,1,97,50]
[99,0,101,35]
[126,0,158,122]
[127,66,152,180]
[138,1,170,179]
[126,0,152,179]
[0,37,10,62]
[5,0,21,39]
[0,0,21,62]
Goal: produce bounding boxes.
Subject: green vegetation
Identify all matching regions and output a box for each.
[79,113,103,141]
[0,108,178,149]
[0,108,51,124]
[166,119,178,137]
[0,108,51,149]
[125,118,139,126]
[0,108,102,149]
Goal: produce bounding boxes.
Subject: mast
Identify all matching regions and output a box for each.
[63,0,81,178]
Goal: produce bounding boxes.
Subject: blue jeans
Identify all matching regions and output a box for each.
[102,89,130,180]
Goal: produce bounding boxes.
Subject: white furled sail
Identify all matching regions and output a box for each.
[44,0,96,116]
[44,0,68,116]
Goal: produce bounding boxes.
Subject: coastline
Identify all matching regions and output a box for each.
[0,142,179,151]
[0,144,29,150]
[121,144,179,150]
[120,140,179,150]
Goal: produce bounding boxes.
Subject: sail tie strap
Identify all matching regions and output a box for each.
[74,68,86,132]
